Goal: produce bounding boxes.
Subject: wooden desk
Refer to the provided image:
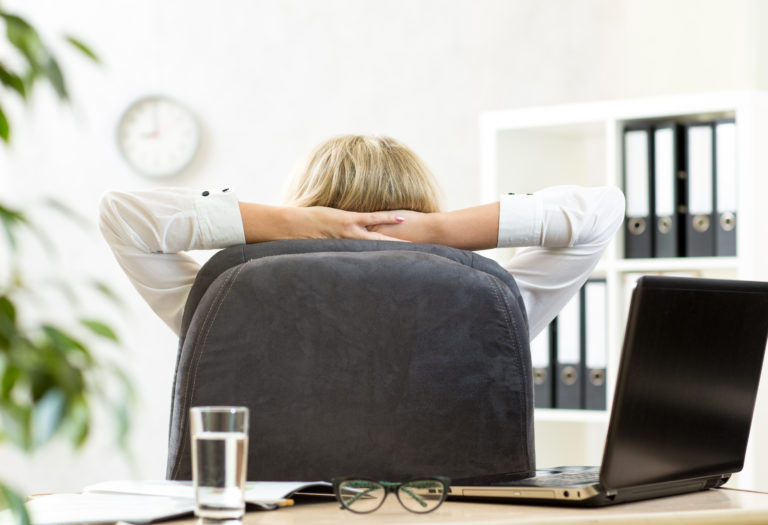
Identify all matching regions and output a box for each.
[173,488,768,524]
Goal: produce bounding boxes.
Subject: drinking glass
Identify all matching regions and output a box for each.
[190,406,249,520]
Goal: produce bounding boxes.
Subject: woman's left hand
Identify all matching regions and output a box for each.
[303,206,408,241]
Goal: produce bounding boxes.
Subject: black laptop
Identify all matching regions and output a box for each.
[450,275,768,506]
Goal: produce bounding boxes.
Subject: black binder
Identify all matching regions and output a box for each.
[623,125,654,258]
[531,322,554,409]
[714,119,737,256]
[583,279,608,410]
[685,122,716,257]
[652,123,685,258]
[555,292,583,410]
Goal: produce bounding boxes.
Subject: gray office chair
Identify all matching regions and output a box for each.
[166,239,534,482]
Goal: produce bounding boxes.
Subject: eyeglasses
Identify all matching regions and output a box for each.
[332,477,450,514]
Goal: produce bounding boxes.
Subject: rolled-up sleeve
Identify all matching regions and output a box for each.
[498,185,625,339]
[98,188,245,335]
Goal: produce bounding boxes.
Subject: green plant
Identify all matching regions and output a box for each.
[0,6,132,525]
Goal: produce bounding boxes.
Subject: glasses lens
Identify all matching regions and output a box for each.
[337,480,386,513]
[397,480,446,513]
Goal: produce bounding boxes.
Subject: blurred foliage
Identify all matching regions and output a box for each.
[1,5,131,524]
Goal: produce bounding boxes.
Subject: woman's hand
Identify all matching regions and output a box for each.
[368,203,500,250]
[239,202,407,243]
[367,210,439,244]
[240,201,499,249]
[299,206,407,241]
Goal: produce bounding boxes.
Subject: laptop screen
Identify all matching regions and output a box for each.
[601,276,768,490]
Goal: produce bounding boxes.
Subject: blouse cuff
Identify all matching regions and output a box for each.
[193,190,246,249]
[497,193,543,248]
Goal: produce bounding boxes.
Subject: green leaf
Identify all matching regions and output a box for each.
[80,319,119,343]
[115,401,130,449]
[2,13,47,68]
[40,326,93,376]
[0,204,28,226]
[31,387,66,448]
[0,483,31,525]
[0,63,26,98]
[43,55,68,100]
[64,395,90,447]
[0,296,16,324]
[43,197,90,230]
[41,325,88,354]
[1,12,70,102]
[0,203,28,250]
[90,280,125,309]
[1,365,21,398]
[0,12,35,32]
[64,35,100,63]
[0,402,32,451]
[0,104,9,143]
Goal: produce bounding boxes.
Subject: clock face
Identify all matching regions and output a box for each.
[117,96,200,177]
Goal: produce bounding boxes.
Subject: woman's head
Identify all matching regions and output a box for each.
[286,135,442,213]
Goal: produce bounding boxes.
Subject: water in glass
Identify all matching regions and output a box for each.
[192,430,248,519]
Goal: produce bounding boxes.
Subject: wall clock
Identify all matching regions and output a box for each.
[116,95,200,178]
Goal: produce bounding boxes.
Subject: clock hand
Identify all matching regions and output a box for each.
[141,103,161,139]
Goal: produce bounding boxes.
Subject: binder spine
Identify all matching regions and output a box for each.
[652,123,684,258]
[715,119,737,257]
[583,280,608,411]
[623,126,654,258]
[676,129,688,258]
[554,293,583,410]
[531,322,554,409]
[685,123,716,257]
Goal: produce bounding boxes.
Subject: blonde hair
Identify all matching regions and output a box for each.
[285,135,443,213]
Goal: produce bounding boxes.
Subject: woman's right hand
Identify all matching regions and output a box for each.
[369,202,500,251]
[366,210,438,244]
[239,201,409,243]
[299,206,408,241]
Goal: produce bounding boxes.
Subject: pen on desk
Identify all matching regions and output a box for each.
[256,498,294,510]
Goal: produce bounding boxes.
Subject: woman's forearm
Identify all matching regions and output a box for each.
[239,202,407,243]
[239,202,300,243]
[373,202,501,250]
[427,202,500,250]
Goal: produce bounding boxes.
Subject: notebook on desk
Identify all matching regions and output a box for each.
[450,275,768,507]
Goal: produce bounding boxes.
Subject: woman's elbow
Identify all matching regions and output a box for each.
[603,186,626,234]
[98,191,121,238]
[98,190,139,245]
[591,186,625,246]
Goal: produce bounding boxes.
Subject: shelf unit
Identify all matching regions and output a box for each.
[479,91,768,490]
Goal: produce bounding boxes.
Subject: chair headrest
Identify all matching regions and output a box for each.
[178,239,527,348]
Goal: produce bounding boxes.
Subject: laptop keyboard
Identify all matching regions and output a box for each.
[513,467,600,487]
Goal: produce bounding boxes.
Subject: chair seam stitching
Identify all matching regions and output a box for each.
[483,273,532,470]
[172,264,245,478]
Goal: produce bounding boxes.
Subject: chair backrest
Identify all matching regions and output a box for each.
[167,239,534,482]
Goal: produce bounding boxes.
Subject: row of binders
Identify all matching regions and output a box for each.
[624,119,737,258]
[531,279,607,411]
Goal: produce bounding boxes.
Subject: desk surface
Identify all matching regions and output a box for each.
[172,488,768,525]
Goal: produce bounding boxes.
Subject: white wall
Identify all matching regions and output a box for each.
[1,0,765,495]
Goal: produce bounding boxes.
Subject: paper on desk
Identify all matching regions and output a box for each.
[21,493,193,525]
[84,479,332,503]
[10,480,333,525]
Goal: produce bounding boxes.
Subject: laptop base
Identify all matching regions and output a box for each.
[450,471,730,507]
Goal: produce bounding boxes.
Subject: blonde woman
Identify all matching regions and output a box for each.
[99,135,625,339]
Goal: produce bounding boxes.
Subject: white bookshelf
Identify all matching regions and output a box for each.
[480,91,768,490]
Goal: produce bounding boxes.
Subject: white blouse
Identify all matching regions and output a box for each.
[98,185,625,339]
